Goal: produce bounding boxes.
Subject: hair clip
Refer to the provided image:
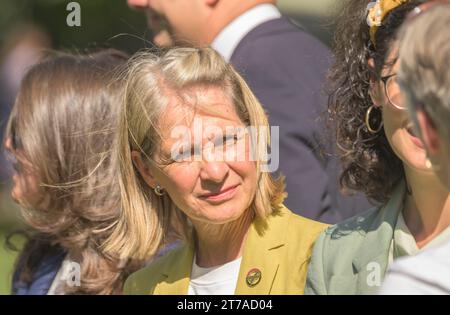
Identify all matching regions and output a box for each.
[367,0,383,27]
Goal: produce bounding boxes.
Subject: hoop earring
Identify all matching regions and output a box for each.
[154,185,165,196]
[365,105,384,134]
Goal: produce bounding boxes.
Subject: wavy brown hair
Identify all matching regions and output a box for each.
[4,49,137,294]
[328,0,423,204]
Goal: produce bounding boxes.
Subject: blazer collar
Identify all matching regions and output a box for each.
[352,181,406,275]
[154,242,194,295]
[235,205,292,294]
[154,205,291,295]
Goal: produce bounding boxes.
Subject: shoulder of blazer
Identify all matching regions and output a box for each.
[305,181,406,294]
[249,205,328,256]
[319,180,406,254]
[123,244,190,295]
[304,207,387,295]
[288,211,329,238]
[231,16,330,67]
[285,211,329,257]
[233,17,307,48]
[251,206,328,267]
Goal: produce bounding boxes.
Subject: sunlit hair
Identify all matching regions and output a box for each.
[4,49,135,294]
[105,47,286,260]
[398,4,450,140]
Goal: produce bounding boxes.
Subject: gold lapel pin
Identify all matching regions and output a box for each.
[246,268,262,287]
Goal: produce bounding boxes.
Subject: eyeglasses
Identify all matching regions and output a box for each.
[380,73,406,110]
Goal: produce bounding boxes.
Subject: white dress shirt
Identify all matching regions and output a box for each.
[210,4,282,62]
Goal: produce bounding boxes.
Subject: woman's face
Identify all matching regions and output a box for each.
[373,45,430,172]
[137,86,257,225]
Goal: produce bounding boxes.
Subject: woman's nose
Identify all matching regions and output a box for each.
[199,161,230,183]
[4,138,13,152]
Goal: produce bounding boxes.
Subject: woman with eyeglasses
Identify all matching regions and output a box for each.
[305,0,450,295]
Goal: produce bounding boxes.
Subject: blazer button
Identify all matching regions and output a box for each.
[246,268,262,287]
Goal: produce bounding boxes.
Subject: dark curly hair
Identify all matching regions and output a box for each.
[328,0,423,204]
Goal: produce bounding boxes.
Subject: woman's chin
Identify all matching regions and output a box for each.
[200,213,242,225]
[390,128,428,171]
[194,204,247,226]
[405,125,425,150]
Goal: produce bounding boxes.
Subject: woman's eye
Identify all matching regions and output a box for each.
[170,145,201,162]
[224,134,239,146]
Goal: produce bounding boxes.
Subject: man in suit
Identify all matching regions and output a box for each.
[126,0,369,223]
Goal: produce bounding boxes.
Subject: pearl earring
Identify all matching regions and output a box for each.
[425,158,433,169]
[154,185,165,196]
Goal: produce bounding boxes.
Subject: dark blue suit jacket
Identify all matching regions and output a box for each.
[230,17,370,223]
[12,249,65,295]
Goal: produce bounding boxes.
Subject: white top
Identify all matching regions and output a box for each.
[380,240,450,295]
[210,4,282,62]
[188,256,242,295]
[47,256,80,295]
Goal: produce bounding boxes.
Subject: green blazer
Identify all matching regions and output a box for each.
[304,181,406,295]
[124,205,328,295]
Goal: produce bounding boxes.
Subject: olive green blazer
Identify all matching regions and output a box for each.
[124,205,328,295]
[304,181,406,295]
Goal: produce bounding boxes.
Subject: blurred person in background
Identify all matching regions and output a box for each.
[305,0,450,295]
[0,24,52,294]
[125,0,370,224]
[0,23,51,182]
[4,49,138,294]
[381,1,450,295]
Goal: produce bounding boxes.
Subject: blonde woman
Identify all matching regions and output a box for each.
[106,47,327,295]
[5,49,137,294]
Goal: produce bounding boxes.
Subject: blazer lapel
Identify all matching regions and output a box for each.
[153,206,292,295]
[154,242,194,295]
[352,181,406,294]
[235,206,291,294]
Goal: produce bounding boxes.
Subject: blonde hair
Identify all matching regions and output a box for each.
[5,49,136,294]
[106,47,286,260]
[398,4,450,139]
